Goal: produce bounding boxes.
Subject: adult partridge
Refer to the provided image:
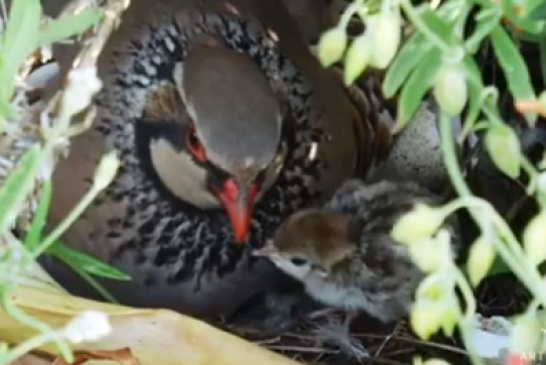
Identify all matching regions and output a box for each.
[40,0,393,320]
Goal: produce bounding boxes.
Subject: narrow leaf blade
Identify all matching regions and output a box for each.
[0,145,42,234]
[383,31,432,97]
[490,25,536,102]
[500,0,545,35]
[0,0,42,100]
[49,243,131,281]
[419,8,459,46]
[38,9,103,47]
[397,48,442,126]
[24,180,52,251]
[465,6,502,53]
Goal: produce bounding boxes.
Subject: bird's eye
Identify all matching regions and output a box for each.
[185,127,206,162]
[290,257,308,266]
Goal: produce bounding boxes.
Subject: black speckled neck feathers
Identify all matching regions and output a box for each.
[92,11,327,288]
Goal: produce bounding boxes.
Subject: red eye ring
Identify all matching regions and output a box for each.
[185,126,206,162]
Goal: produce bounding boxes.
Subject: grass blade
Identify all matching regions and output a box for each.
[0,145,42,235]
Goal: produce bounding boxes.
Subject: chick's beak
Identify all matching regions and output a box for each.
[213,178,259,243]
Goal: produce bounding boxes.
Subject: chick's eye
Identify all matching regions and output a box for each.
[185,127,206,161]
[290,257,307,266]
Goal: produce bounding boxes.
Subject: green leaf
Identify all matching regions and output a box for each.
[0,145,42,235]
[23,180,52,251]
[465,6,503,53]
[507,16,545,36]
[38,9,103,47]
[463,56,485,87]
[471,0,496,7]
[0,0,42,101]
[419,7,459,46]
[490,25,537,124]
[514,31,543,43]
[436,0,467,23]
[49,246,121,303]
[63,261,120,303]
[460,59,484,137]
[484,124,522,178]
[527,1,546,20]
[460,97,482,139]
[48,243,131,281]
[501,0,545,35]
[383,31,432,97]
[397,48,442,126]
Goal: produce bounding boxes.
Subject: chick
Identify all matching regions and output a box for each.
[253,178,461,324]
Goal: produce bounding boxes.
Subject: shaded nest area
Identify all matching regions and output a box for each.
[223,35,545,365]
[219,275,531,365]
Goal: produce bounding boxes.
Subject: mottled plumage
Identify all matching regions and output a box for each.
[40,0,394,320]
[254,178,461,323]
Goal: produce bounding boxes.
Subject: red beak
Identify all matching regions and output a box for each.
[214,179,259,243]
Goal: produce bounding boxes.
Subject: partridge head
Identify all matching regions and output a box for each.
[145,35,287,243]
[254,178,461,323]
[253,209,360,281]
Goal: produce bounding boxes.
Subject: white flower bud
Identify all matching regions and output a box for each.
[369,10,401,69]
[422,359,452,365]
[484,125,521,179]
[509,313,542,355]
[92,150,120,191]
[343,32,372,85]
[410,299,444,340]
[408,237,442,273]
[433,64,467,116]
[392,204,446,244]
[523,210,546,266]
[61,310,111,344]
[317,27,348,68]
[466,236,496,286]
[61,66,102,118]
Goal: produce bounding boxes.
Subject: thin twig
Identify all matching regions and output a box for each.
[353,333,468,356]
[264,345,337,354]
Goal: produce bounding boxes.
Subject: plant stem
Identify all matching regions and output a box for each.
[0,332,59,365]
[59,257,119,304]
[439,111,546,308]
[31,186,102,258]
[339,0,365,29]
[0,287,73,363]
[453,269,486,365]
[399,0,464,58]
[454,266,476,323]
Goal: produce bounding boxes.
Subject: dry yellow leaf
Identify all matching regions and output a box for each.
[1,286,303,365]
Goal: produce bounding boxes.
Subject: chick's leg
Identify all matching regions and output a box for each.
[311,309,368,360]
[307,307,361,328]
[343,309,361,328]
